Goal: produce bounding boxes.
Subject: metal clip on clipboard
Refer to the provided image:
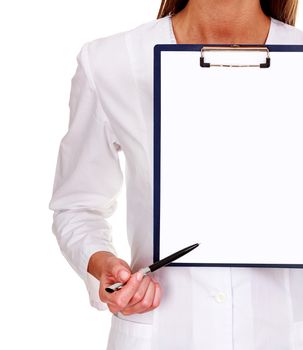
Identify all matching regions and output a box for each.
[200,45,270,68]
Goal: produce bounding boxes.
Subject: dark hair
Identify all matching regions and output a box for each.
[157,0,299,26]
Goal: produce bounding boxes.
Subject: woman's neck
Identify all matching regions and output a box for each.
[171,0,271,44]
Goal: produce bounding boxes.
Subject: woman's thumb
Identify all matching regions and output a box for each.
[111,261,131,282]
[118,269,130,282]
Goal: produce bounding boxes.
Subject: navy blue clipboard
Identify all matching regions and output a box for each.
[153,44,303,268]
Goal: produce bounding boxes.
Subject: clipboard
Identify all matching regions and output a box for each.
[153,44,303,268]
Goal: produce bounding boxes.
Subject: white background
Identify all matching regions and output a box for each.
[0,1,302,349]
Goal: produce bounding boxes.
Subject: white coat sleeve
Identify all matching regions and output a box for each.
[48,42,123,311]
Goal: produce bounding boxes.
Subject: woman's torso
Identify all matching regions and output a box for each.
[87,15,303,350]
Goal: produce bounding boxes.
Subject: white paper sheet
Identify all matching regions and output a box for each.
[156,48,303,266]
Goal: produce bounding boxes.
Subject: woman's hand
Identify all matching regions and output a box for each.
[87,251,161,315]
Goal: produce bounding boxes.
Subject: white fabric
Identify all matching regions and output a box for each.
[48,14,303,350]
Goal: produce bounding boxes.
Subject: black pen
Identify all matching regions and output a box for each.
[105,243,200,293]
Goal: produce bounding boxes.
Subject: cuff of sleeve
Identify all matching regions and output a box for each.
[85,271,108,311]
[80,244,118,311]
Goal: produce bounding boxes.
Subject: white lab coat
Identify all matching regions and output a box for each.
[49,14,303,349]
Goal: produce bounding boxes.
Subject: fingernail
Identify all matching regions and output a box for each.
[119,270,130,281]
[136,271,143,281]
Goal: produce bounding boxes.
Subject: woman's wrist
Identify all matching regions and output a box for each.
[87,251,116,280]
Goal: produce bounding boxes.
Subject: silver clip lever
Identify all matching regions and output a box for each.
[200,45,270,68]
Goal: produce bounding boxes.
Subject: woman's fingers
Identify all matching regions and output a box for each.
[151,282,161,309]
[139,279,161,312]
[98,256,162,316]
[126,275,152,307]
[120,278,160,315]
[101,271,144,313]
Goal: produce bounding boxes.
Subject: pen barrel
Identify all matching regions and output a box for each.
[105,267,151,293]
[150,243,199,271]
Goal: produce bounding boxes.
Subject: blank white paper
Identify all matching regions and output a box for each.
[158,49,303,265]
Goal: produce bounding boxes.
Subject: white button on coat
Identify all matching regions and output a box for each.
[49,13,303,350]
[215,292,227,304]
